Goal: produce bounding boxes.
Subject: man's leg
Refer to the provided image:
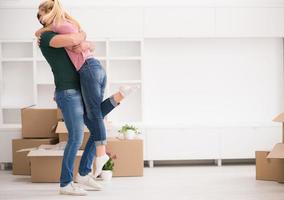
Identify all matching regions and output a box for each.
[55,89,84,187]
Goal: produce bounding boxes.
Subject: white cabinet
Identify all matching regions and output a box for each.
[220,126,282,159]
[144,7,215,37]
[146,127,220,160]
[70,7,144,38]
[2,61,35,107]
[0,39,143,129]
[216,8,284,37]
[0,129,21,162]
[145,126,282,161]
[107,40,143,123]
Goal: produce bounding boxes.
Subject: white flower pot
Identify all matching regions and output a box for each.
[124,130,136,140]
[101,170,112,181]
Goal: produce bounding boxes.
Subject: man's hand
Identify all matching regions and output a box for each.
[35,26,52,37]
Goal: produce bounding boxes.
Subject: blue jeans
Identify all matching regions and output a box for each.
[78,58,109,176]
[78,58,107,146]
[55,88,118,187]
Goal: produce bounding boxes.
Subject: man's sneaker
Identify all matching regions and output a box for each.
[59,182,88,196]
[94,154,109,178]
[119,85,140,97]
[76,173,103,191]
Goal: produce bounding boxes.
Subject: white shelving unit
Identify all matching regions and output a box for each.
[106,40,143,123]
[0,39,143,129]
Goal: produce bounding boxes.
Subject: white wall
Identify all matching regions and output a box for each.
[144,38,284,126]
[1,0,284,7]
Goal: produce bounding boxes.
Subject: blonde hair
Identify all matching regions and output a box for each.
[39,0,81,29]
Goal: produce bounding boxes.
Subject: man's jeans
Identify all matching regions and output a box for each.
[55,88,118,187]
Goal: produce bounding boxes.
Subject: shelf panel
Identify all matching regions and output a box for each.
[109,80,142,85]
[1,61,35,107]
[89,41,107,57]
[37,84,57,108]
[2,108,21,124]
[1,104,34,109]
[107,83,142,123]
[108,57,142,61]
[1,42,33,59]
[108,41,141,57]
[1,58,33,62]
[36,46,44,60]
[97,59,106,70]
[36,61,54,85]
[108,60,141,82]
[0,124,21,130]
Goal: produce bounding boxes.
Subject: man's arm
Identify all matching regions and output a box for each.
[71,41,94,54]
[49,31,86,48]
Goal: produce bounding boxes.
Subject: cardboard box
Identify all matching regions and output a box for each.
[55,121,90,149]
[28,149,83,183]
[21,106,58,138]
[273,113,284,143]
[105,138,144,177]
[255,151,284,182]
[12,138,58,175]
[57,108,64,121]
[255,113,284,182]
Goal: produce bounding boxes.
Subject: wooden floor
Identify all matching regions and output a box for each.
[0,165,283,200]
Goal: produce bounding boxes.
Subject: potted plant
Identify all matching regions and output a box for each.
[101,153,116,181]
[118,124,140,140]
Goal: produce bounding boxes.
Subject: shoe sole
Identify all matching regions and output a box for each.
[77,183,103,191]
[59,191,88,196]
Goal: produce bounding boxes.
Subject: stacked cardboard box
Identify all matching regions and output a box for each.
[55,121,144,177]
[28,147,83,182]
[13,106,144,182]
[21,107,58,138]
[56,121,90,150]
[12,138,58,175]
[256,113,284,182]
[105,138,144,177]
[12,106,59,175]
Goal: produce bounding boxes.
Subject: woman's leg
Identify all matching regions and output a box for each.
[78,59,108,176]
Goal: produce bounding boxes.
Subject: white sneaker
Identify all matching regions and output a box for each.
[76,173,103,191]
[94,154,109,178]
[119,85,140,97]
[59,182,88,196]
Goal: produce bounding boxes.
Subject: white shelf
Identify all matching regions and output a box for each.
[1,42,33,59]
[1,104,34,109]
[1,61,35,107]
[109,80,142,84]
[36,61,54,85]
[2,108,21,124]
[89,41,106,57]
[108,83,142,122]
[36,84,57,108]
[108,60,141,82]
[0,124,21,130]
[1,58,33,62]
[0,39,143,128]
[108,57,142,60]
[108,41,141,57]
